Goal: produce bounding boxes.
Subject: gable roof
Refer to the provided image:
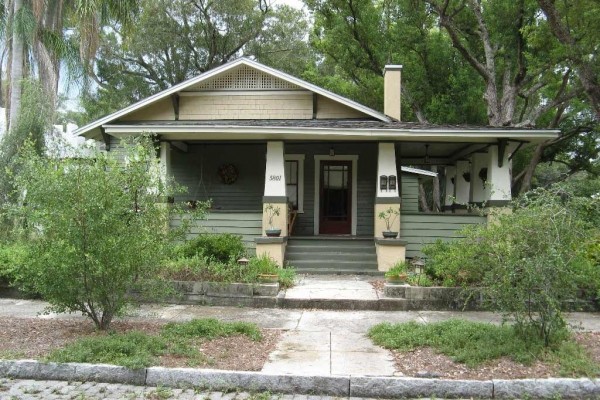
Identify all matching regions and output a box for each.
[75,58,390,138]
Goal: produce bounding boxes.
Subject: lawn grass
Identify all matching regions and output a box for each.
[47,318,262,369]
[368,319,599,377]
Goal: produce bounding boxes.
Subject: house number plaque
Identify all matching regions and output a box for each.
[269,175,282,181]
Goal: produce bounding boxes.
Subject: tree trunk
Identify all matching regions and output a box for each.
[8,0,24,132]
[431,165,441,212]
[519,143,545,194]
[418,181,431,212]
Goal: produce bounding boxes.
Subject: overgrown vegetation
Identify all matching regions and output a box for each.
[163,246,296,289]
[422,184,600,346]
[47,318,262,369]
[369,319,599,377]
[4,136,203,330]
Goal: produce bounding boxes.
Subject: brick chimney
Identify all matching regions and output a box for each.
[384,65,402,121]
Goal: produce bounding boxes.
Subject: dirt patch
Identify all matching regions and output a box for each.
[390,332,600,380]
[159,329,280,371]
[0,317,281,371]
[369,279,385,295]
[574,331,600,366]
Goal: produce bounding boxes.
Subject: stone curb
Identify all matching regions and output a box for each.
[1,360,599,399]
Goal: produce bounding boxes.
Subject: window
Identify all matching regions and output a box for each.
[284,155,304,212]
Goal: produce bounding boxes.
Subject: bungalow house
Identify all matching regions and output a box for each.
[75,58,557,274]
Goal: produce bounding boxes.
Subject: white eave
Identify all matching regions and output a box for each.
[74,57,390,138]
[401,166,438,177]
[101,124,559,143]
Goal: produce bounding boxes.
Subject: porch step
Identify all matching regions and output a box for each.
[285,238,379,275]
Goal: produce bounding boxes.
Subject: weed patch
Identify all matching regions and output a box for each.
[368,319,598,376]
[46,318,263,369]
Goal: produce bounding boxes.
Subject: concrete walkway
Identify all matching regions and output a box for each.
[283,275,381,301]
[1,297,600,380]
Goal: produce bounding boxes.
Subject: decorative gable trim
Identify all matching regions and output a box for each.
[74,58,389,139]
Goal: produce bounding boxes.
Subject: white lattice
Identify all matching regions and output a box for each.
[192,65,299,90]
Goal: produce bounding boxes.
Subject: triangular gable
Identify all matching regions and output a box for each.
[186,64,301,91]
[75,58,389,139]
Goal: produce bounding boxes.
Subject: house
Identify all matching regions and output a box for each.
[75,58,557,274]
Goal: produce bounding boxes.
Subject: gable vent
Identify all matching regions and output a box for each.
[188,65,300,91]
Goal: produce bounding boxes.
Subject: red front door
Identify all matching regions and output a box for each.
[319,161,352,234]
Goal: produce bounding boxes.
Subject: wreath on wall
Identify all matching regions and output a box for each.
[218,163,239,184]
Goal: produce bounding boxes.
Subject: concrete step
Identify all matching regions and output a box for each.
[286,245,375,253]
[288,260,378,270]
[290,268,383,276]
[286,252,377,262]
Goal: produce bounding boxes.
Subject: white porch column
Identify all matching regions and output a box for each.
[158,142,172,201]
[486,143,515,206]
[262,141,288,237]
[374,142,401,238]
[374,142,405,269]
[444,166,456,208]
[454,160,471,207]
[470,152,489,204]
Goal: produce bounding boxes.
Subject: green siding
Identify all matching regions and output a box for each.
[401,213,486,258]
[401,174,419,213]
[171,143,265,211]
[171,212,262,251]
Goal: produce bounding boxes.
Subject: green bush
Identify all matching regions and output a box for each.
[0,242,29,284]
[420,186,600,346]
[384,261,409,278]
[249,254,279,275]
[178,233,246,263]
[406,273,434,287]
[7,137,204,330]
[277,267,297,289]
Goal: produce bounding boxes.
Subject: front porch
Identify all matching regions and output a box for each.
[162,139,501,272]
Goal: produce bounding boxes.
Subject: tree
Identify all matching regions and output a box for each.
[537,0,600,116]
[304,0,487,124]
[80,0,312,121]
[423,185,600,346]
[9,136,201,330]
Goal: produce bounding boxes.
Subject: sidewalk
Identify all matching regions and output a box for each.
[1,297,599,379]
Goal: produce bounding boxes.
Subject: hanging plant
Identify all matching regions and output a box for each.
[218,163,239,184]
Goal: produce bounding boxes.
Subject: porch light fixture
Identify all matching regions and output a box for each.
[478,167,488,187]
[237,257,250,266]
[329,147,335,157]
[411,259,425,275]
[380,175,388,191]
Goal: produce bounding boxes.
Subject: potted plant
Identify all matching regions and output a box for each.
[264,204,281,237]
[252,255,280,283]
[385,261,409,284]
[378,206,400,238]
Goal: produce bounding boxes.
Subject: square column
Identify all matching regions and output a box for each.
[374,143,401,238]
[454,160,471,208]
[444,166,456,208]
[470,152,489,204]
[486,143,515,206]
[262,141,288,237]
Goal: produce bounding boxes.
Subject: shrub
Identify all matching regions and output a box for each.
[384,261,409,279]
[178,233,246,263]
[421,186,600,346]
[0,242,29,284]
[406,273,434,287]
[8,136,204,330]
[277,267,297,289]
[249,254,280,275]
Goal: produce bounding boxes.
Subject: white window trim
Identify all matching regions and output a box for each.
[313,155,359,236]
[285,154,305,213]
